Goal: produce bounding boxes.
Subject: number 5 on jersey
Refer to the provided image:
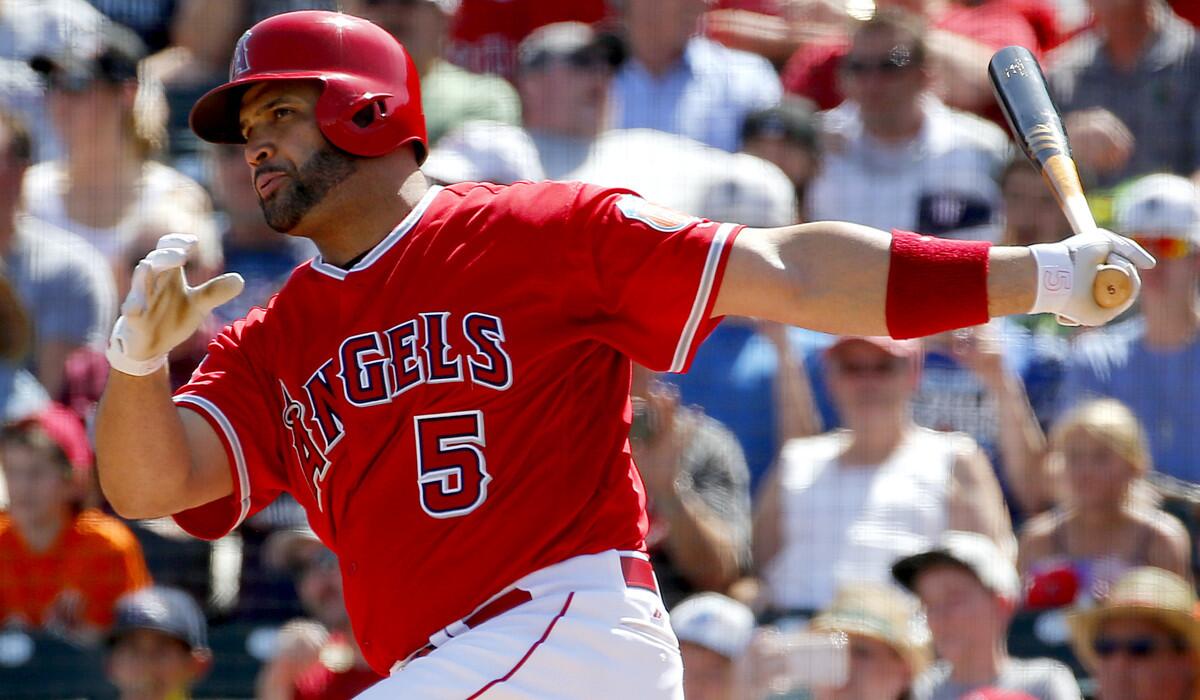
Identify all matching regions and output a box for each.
[414,410,491,518]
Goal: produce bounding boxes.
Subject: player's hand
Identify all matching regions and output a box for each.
[106,233,244,376]
[1028,228,1154,327]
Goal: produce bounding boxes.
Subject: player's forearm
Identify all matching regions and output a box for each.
[715,223,1036,335]
[94,369,198,519]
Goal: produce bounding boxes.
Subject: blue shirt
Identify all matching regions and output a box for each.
[666,323,833,495]
[610,37,782,153]
[1059,319,1200,483]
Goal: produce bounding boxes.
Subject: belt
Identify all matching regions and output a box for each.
[397,554,658,670]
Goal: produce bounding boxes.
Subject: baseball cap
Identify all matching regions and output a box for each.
[421,120,544,185]
[740,100,818,152]
[2,402,93,474]
[30,21,146,91]
[1113,174,1200,242]
[263,524,335,575]
[892,530,1021,602]
[110,586,208,652]
[810,583,932,674]
[825,335,921,360]
[670,593,756,659]
[516,22,623,74]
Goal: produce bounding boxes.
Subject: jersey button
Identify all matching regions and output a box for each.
[349,562,358,574]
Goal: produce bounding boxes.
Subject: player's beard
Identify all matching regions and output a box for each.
[259,145,358,233]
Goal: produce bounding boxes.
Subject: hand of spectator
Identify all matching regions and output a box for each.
[1064,109,1135,175]
[950,325,1007,390]
[630,384,691,506]
[269,620,328,679]
[704,1,847,61]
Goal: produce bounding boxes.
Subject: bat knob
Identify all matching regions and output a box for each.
[1093,265,1133,309]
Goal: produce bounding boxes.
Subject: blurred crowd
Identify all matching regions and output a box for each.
[1,0,1200,698]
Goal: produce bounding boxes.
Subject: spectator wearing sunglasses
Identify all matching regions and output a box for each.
[806,9,1008,243]
[1068,567,1200,700]
[754,336,1013,614]
[1058,174,1200,484]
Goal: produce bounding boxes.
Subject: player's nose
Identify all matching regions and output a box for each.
[244,134,276,168]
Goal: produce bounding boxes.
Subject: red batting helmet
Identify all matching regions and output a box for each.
[189,10,427,161]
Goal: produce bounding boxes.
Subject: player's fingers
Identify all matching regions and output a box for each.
[1104,232,1156,269]
[144,246,191,273]
[190,272,245,313]
[154,233,198,256]
[121,260,153,316]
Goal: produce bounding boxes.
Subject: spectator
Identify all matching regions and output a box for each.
[893,530,1082,700]
[256,526,382,700]
[630,367,751,607]
[1058,174,1200,483]
[610,0,782,152]
[0,0,109,162]
[106,585,211,700]
[807,583,931,700]
[1019,399,1191,605]
[445,0,608,79]
[207,144,311,325]
[1068,567,1200,700]
[999,159,1071,249]
[1047,0,1200,188]
[86,0,180,53]
[24,21,221,291]
[0,404,150,644]
[424,22,796,226]
[774,0,1061,115]
[754,335,1014,614]
[739,99,820,220]
[671,592,755,700]
[0,107,115,400]
[344,0,520,146]
[0,271,49,428]
[806,10,1009,240]
[909,322,1062,520]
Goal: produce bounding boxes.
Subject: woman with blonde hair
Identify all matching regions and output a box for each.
[1018,398,1191,605]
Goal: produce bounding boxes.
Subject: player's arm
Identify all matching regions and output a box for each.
[712,222,1153,336]
[94,235,244,520]
[95,370,233,519]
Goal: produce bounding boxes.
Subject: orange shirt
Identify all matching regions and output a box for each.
[0,509,151,630]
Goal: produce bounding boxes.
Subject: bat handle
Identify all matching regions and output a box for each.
[1043,155,1134,309]
[1094,265,1133,309]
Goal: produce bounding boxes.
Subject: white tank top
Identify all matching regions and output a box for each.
[763,427,962,611]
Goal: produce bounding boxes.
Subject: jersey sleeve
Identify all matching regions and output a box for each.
[170,310,289,540]
[551,183,744,373]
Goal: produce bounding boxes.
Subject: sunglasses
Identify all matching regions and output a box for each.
[834,359,907,377]
[1093,636,1185,659]
[842,47,918,75]
[1131,235,1192,260]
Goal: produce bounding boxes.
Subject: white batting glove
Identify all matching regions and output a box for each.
[106,234,245,376]
[1028,229,1155,327]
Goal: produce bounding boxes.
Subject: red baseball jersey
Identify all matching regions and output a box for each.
[170,181,742,673]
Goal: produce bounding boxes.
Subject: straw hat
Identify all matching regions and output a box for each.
[1068,567,1200,670]
[810,583,932,675]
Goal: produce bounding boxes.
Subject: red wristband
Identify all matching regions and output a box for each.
[886,230,991,339]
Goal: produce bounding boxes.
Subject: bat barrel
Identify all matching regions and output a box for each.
[988,45,1070,167]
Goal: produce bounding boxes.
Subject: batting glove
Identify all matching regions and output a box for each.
[106,234,245,376]
[1028,228,1155,327]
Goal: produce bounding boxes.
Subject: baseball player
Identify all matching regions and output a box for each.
[93,11,1152,699]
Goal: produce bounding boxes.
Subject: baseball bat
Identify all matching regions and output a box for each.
[988,45,1132,309]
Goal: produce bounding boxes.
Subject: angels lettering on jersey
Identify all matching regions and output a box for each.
[268,310,512,512]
